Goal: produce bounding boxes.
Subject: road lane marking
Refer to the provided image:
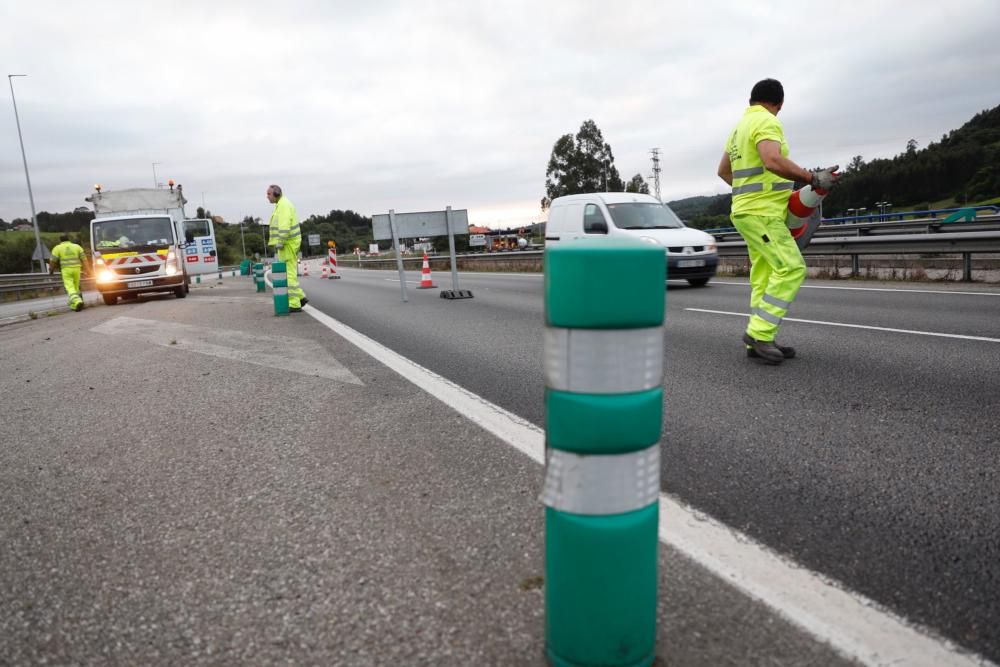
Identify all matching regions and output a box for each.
[305,306,993,667]
[685,308,1000,343]
[711,280,1000,297]
[91,316,362,384]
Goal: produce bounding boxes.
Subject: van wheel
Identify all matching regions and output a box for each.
[102,294,117,306]
[175,285,187,299]
[687,277,710,287]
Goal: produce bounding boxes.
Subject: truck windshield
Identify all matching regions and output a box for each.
[94,218,174,250]
[606,203,684,230]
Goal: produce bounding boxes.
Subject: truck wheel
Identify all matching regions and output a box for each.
[175,285,187,299]
[102,294,117,306]
[687,277,710,287]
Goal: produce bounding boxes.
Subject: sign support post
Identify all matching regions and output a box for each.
[388,210,408,303]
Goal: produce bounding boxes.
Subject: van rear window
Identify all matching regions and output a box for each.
[606,203,684,230]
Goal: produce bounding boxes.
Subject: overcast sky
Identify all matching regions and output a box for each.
[2,0,998,228]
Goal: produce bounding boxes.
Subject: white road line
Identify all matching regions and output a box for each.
[686,308,1000,343]
[711,280,1000,297]
[305,305,993,667]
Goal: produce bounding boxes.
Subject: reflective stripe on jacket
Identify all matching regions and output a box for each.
[268,197,301,246]
[725,105,794,218]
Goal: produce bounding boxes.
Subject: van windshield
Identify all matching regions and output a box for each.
[94,217,175,251]
[606,203,684,230]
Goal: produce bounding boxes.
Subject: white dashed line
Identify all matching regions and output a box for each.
[685,308,1000,343]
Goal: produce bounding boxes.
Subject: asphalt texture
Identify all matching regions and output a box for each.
[298,265,1000,663]
[0,276,853,666]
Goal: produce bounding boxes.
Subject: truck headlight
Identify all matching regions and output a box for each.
[166,265,178,276]
[98,269,116,283]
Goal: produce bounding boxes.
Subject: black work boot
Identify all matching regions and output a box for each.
[743,333,795,360]
[742,333,786,365]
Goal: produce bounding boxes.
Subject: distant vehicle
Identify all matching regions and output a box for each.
[545,192,718,286]
[85,183,218,305]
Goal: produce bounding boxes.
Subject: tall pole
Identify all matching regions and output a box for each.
[152,162,160,188]
[8,74,45,273]
[649,148,662,202]
[239,213,247,258]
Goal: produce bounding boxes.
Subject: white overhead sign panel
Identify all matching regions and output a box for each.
[372,209,469,240]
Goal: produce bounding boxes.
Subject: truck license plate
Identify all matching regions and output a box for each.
[129,280,154,288]
[677,259,706,268]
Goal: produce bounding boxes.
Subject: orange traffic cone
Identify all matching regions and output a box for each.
[786,184,829,239]
[328,246,341,279]
[417,251,437,289]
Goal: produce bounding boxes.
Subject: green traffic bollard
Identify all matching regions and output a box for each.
[253,263,265,293]
[272,261,289,316]
[542,238,666,667]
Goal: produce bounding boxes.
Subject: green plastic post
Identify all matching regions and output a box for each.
[543,238,666,667]
[271,261,289,316]
[253,263,265,293]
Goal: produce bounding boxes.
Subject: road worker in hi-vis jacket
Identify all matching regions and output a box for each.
[48,234,90,312]
[266,184,308,312]
[717,78,840,365]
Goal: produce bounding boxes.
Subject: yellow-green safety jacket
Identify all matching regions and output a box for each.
[51,241,85,271]
[268,196,301,249]
[725,105,794,218]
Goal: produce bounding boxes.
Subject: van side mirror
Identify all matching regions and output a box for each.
[586,220,608,234]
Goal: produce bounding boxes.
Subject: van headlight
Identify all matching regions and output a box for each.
[98,269,116,283]
[166,265,178,276]
[705,241,717,253]
[639,236,662,246]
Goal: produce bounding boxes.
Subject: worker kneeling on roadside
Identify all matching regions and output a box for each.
[49,234,90,312]
[717,78,840,364]
[266,184,308,312]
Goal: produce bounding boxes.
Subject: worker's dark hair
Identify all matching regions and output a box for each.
[749,78,784,106]
[59,234,70,242]
[269,184,283,199]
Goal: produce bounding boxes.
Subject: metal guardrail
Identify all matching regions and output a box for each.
[717,231,1000,281]
[0,267,240,301]
[709,214,1000,241]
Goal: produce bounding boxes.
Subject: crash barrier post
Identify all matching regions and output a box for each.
[272,261,289,316]
[542,238,665,667]
[253,263,265,292]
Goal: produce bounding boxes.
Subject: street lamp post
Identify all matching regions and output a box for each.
[238,213,247,258]
[7,74,45,273]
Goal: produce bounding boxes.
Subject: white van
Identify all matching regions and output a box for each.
[545,193,718,286]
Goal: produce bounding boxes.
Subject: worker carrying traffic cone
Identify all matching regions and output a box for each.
[786,183,832,251]
[417,251,437,289]
[717,78,840,364]
[49,234,90,311]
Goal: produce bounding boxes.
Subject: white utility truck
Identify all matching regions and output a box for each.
[85,183,218,305]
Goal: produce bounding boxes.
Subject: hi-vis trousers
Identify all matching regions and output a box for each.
[60,267,83,310]
[732,214,806,342]
[277,243,306,309]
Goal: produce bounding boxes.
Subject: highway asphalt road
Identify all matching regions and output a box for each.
[301,265,1000,662]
